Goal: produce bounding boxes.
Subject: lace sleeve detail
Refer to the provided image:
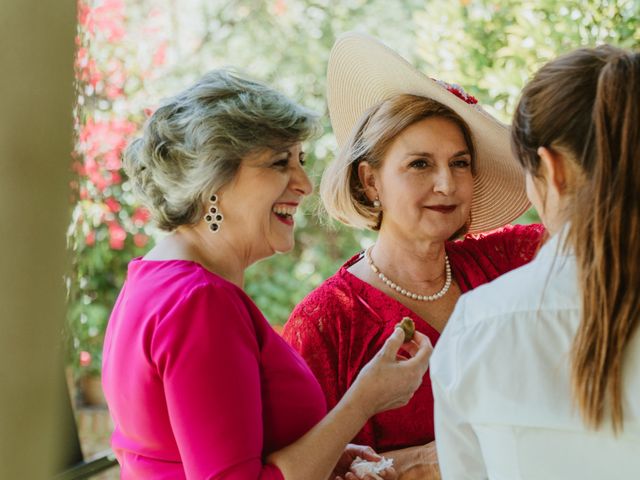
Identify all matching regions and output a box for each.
[457,223,546,275]
[500,223,546,268]
[282,283,345,410]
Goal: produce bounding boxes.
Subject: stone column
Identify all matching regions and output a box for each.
[0,1,76,478]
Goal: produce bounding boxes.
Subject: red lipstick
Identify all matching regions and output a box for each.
[426,205,457,214]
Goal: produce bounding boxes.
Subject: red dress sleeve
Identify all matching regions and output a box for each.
[282,288,345,412]
[151,283,284,480]
[448,223,545,291]
[485,223,546,269]
[282,274,390,449]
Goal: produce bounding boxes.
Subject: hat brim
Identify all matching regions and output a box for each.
[327,32,530,233]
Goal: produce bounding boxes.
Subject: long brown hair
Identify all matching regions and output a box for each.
[511,46,640,432]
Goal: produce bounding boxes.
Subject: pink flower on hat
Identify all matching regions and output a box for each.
[434,79,478,105]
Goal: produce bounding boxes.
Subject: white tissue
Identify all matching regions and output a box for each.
[350,456,394,480]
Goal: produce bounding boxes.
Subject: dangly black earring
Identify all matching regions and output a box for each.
[204,194,224,233]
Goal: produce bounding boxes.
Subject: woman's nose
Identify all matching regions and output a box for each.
[433,167,456,195]
[291,163,313,196]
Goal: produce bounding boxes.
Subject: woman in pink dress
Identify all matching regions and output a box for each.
[101,69,432,480]
[282,33,543,479]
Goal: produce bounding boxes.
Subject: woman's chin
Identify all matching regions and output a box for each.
[419,215,467,237]
[270,239,295,255]
[417,225,465,243]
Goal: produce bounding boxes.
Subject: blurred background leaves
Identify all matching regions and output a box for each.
[67,0,639,376]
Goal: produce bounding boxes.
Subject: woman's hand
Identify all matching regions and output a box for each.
[382,442,440,480]
[266,329,430,480]
[332,444,396,480]
[349,328,433,418]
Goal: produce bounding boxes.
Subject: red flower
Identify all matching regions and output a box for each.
[108,221,126,250]
[103,150,122,171]
[80,0,126,42]
[88,171,108,193]
[105,197,121,213]
[434,79,479,105]
[133,233,149,248]
[132,207,151,226]
[85,230,96,246]
[76,117,137,192]
[274,0,287,16]
[105,84,124,100]
[152,43,167,67]
[110,170,122,185]
[80,351,92,367]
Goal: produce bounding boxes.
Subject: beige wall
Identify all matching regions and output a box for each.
[0,1,76,478]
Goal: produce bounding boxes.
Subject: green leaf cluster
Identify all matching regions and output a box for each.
[68,0,638,371]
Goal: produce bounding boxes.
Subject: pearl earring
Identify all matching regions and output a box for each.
[204,194,224,232]
[373,198,381,208]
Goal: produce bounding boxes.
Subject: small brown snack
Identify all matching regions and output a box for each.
[396,317,415,343]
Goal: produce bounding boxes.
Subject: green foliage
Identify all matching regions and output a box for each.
[68,0,638,368]
[414,0,640,121]
[67,229,147,375]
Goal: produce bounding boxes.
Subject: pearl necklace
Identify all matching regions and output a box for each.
[364,246,452,302]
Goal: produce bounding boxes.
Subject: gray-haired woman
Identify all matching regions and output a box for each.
[101,69,432,480]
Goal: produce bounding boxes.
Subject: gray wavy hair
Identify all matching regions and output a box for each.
[123,69,320,231]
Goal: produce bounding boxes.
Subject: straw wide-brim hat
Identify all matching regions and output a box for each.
[327,32,530,233]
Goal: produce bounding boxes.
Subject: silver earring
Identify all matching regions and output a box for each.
[204,194,224,233]
[373,198,381,208]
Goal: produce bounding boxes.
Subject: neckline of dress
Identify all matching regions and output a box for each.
[339,250,449,338]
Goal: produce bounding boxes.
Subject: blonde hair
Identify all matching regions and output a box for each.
[123,69,319,231]
[320,94,475,230]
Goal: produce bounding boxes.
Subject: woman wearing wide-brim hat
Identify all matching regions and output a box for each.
[282,33,544,478]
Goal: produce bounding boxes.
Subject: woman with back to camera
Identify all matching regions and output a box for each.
[430,45,640,479]
[283,33,544,478]
[101,68,432,480]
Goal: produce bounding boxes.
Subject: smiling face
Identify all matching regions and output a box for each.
[365,116,474,243]
[214,142,312,258]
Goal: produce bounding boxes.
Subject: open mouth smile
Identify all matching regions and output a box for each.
[272,204,297,226]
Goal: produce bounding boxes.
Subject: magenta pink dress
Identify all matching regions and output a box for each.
[102,259,327,479]
[282,224,545,453]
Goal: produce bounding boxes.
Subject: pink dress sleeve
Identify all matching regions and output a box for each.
[151,283,284,480]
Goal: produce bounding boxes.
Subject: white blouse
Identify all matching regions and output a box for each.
[430,230,640,479]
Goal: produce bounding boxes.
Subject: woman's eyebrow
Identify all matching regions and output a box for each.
[405,151,434,158]
[450,149,471,157]
[405,149,470,158]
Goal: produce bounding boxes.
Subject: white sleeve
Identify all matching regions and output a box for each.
[430,296,488,480]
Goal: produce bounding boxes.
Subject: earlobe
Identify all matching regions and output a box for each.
[357,161,379,203]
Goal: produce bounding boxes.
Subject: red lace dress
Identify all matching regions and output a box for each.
[282,223,545,452]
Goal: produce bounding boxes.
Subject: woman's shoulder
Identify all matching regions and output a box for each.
[285,253,363,331]
[126,258,256,328]
[452,223,544,247]
[448,223,545,266]
[129,257,226,286]
[291,269,355,319]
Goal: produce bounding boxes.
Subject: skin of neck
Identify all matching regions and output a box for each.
[372,225,449,288]
[158,221,268,288]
